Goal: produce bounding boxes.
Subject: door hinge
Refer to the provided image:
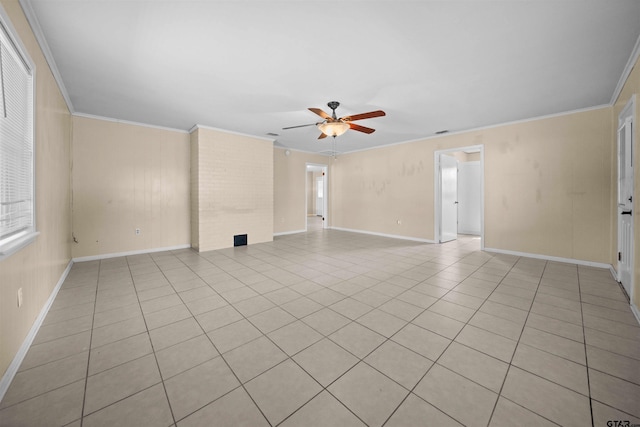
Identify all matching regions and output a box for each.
[618,252,622,261]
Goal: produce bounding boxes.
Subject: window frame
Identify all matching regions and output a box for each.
[0,6,38,261]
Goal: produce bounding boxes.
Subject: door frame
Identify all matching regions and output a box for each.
[617,94,635,302]
[434,145,485,247]
[305,163,329,230]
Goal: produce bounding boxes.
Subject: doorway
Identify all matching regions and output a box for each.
[306,163,328,231]
[617,95,635,300]
[434,145,484,246]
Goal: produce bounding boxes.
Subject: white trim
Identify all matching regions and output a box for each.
[611,33,640,105]
[330,226,435,243]
[610,264,619,282]
[631,303,640,327]
[72,244,191,263]
[189,124,275,142]
[338,105,611,155]
[484,246,612,269]
[73,112,189,134]
[16,0,74,113]
[273,229,306,237]
[0,231,39,261]
[0,260,73,402]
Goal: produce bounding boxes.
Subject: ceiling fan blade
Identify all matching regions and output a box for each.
[318,132,327,139]
[342,110,386,122]
[309,108,331,120]
[349,123,376,134]
[282,123,318,130]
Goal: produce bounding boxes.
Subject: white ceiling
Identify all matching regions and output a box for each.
[22,1,640,155]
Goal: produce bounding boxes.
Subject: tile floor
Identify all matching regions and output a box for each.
[1,231,640,426]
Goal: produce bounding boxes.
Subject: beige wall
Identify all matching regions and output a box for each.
[71,116,190,258]
[332,107,613,263]
[612,54,640,308]
[274,148,331,234]
[0,0,72,377]
[191,127,273,251]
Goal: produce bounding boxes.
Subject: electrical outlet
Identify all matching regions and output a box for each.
[135,228,141,235]
[17,288,23,308]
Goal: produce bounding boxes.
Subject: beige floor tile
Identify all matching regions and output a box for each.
[412,282,450,298]
[280,390,366,427]
[195,305,243,332]
[293,338,359,387]
[207,319,263,354]
[442,291,485,310]
[525,312,584,342]
[585,327,640,360]
[414,364,497,427]
[488,292,532,311]
[302,308,351,336]
[91,315,147,348]
[587,345,640,386]
[512,343,588,395]
[378,298,423,321]
[184,294,228,316]
[330,298,374,320]
[263,287,302,305]
[455,325,517,363]
[84,354,161,415]
[582,303,639,327]
[385,393,462,427]
[501,366,591,427]
[479,300,528,324]
[396,289,438,309]
[0,351,88,409]
[89,333,152,375]
[453,282,494,299]
[42,302,95,326]
[393,323,451,361]
[267,320,323,356]
[233,295,276,317]
[136,284,175,302]
[411,310,465,339]
[583,314,640,341]
[164,357,240,421]
[357,309,407,338]
[469,311,523,340]
[365,340,433,389]
[489,397,557,427]
[280,296,323,318]
[351,289,392,307]
[20,331,91,371]
[589,369,640,418]
[591,400,640,427]
[248,306,296,334]
[438,342,508,392]
[221,286,259,303]
[32,315,93,345]
[82,384,173,427]
[530,301,583,325]
[330,322,386,358]
[0,380,85,427]
[520,326,586,365]
[428,300,476,322]
[328,362,408,427]
[177,387,269,427]
[144,303,192,330]
[139,293,183,315]
[223,336,287,382]
[149,317,204,351]
[494,284,536,301]
[156,334,219,380]
[245,359,322,425]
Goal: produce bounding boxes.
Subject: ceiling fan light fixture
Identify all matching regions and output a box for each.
[318,121,349,137]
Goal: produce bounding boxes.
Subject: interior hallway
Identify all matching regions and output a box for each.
[0,231,639,426]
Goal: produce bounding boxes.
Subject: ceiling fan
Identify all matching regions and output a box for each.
[283,101,386,139]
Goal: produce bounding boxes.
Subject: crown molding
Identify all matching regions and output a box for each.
[18,0,74,113]
[611,32,640,105]
[189,124,275,142]
[73,112,189,134]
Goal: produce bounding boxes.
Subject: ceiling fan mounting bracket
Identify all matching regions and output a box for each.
[327,101,340,111]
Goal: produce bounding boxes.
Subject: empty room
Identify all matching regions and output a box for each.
[1,1,640,426]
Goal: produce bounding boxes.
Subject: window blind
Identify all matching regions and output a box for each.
[0,21,34,246]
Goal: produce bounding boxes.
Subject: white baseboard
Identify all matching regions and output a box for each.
[0,260,73,402]
[483,247,612,270]
[609,265,620,281]
[631,303,640,327]
[273,229,306,237]
[72,244,191,262]
[330,227,436,243]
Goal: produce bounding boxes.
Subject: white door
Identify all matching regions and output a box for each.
[618,97,635,298]
[458,161,481,235]
[316,176,324,216]
[440,154,458,243]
